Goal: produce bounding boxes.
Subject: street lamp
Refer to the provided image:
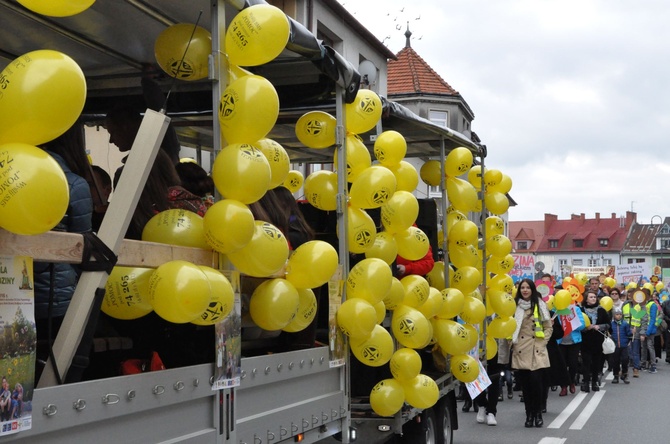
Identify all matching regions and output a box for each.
[652,215,663,278]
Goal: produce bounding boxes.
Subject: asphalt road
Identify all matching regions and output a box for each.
[453,351,669,444]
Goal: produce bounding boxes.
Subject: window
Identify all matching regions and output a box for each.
[573,259,583,265]
[429,110,448,128]
[599,239,608,247]
[603,258,612,266]
[662,225,670,234]
[588,258,597,267]
[573,239,583,248]
[549,240,558,248]
[559,259,568,266]
[428,185,441,197]
[661,239,670,250]
[517,241,528,250]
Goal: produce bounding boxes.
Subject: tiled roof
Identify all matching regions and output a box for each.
[388,45,460,96]
[622,223,660,253]
[509,221,545,252]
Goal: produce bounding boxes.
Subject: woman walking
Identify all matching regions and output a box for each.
[579,290,610,391]
[512,279,553,428]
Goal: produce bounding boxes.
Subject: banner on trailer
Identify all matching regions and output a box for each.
[212,270,242,390]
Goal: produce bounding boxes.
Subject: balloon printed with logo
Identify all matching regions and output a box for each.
[485,216,505,238]
[425,261,447,291]
[0,50,86,146]
[450,354,479,383]
[467,165,485,191]
[255,138,290,189]
[488,290,516,318]
[383,277,406,311]
[102,267,154,320]
[0,143,69,235]
[142,209,208,249]
[459,295,486,325]
[334,133,371,183]
[203,199,255,254]
[486,234,513,257]
[402,374,440,409]
[446,177,478,213]
[17,0,94,16]
[191,266,235,326]
[345,89,382,135]
[483,169,503,189]
[373,130,407,166]
[395,226,430,261]
[450,266,481,295]
[351,324,394,367]
[282,288,318,332]
[436,288,465,319]
[349,165,397,209]
[304,170,338,211]
[340,206,377,253]
[295,111,336,149]
[417,287,444,319]
[488,173,513,194]
[149,260,211,324]
[226,221,289,277]
[283,170,304,193]
[285,240,338,289]
[370,379,405,417]
[225,4,290,66]
[250,278,300,330]
[488,273,515,295]
[445,147,473,178]
[391,305,433,349]
[448,244,480,269]
[212,143,271,204]
[365,231,398,265]
[346,258,393,305]
[390,348,422,381]
[487,254,515,275]
[401,275,431,308]
[380,191,419,234]
[337,298,377,339]
[218,75,279,144]
[432,319,472,355]
[155,24,211,81]
[448,220,479,249]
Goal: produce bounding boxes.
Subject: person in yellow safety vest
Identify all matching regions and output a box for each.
[642,294,661,373]
[629,289,650,377]
[511,279,552,429]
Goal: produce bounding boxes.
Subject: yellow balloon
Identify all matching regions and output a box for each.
[463,323,479,350]
[418,287,444,319]
[488,290,516,318]
[285,240,338,289]
[149,260,211,324]
[203,199,255,254]
[17,0,94,16]
[349,166,397,209]
[283,170,304,193]
[219,75,279,144]
[488,316,516,339]
[554,289,572,311]
[446,177,478,213]
[450,266,482,295]
[600,296,613,311]
[370,379,405,417]
[390,348,422,381]
[227,221,289,277]
[346,258,393,305]
[365,231,399,265]
[546,294,555,311]
[445,147,474,178]
[489,173,512,194]
[337,298,377,339]
[373,300,387,324]
[255,138,290,189]
[485,192,510,215]
[401,275,431,308]
[449,244,480,269]
[604,277,617,289]
[381,191,419,234]
[0,143,69,235]
[374,130,407,166]
[225,4,290,66]
[282,288,318,332]
[345,89,382,135]
[656,281,665,292]
[433,319,471,355]
[484,169,503,188]
[467,165,484,191]
[295,111,336,149]
[426,261,447,291]
[488,273,515,294]
[460,296,486,325]
[191,266,235,326]
[102,267,154,320]
[304,170,338,211]
[487,254,515,275]
[575,272,589,286]
[582,311,591,328]
[383,277,406,311]
[212,143,271,204]
[436,288,465,319]
[420,160,442,187]
[395,226,430,261]
[486,336,498,360]
[391,305,433,349]
[351,324,394,367]
[142,209,208,249]
[402,374,439,409]
[250,278,300,330]
[448,220,479,248]
[154,23,211,81]
[334,134,371,183]
[387,160,420,192]
[344,207,377,254]
[0,50,86,146]
[450,354,479,383]
[486,235,512,257]
[485,216,505,238]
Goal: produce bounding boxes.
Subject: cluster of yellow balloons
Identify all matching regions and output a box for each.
[17,0,94,17]
[102,261,234,326]
[0,50,87,235]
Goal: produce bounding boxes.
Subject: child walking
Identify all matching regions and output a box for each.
[610,307,632,384]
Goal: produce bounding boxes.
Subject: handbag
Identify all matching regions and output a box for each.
[601,333,615,355]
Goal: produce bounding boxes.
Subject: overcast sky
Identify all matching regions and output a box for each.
[340,0,670,224]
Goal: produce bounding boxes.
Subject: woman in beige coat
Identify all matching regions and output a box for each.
[511,278,553,428]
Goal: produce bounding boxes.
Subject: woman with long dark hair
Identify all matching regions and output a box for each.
[511,278,553,428]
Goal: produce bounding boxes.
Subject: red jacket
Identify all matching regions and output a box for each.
[397,246,435,278]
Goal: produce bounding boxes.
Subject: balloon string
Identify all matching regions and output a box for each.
[162,10,204,113]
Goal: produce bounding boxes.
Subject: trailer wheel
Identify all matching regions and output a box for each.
[436,397,454,444]
[402,408,437,444]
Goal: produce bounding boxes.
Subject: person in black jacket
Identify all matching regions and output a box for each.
[579,291,610,392]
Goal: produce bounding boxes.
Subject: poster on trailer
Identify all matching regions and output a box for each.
[0,256,34,436]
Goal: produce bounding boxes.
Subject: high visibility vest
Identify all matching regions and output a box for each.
[646,301,662,327]
[630,304,645,328]
[533,305,545,338]
[622,303,632,324]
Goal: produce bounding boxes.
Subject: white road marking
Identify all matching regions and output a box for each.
[547,392,588,429]
[568,390,606,430]
[538,438,567,444]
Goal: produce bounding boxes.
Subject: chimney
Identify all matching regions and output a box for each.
[595,212,600,222]
[626,211,636,227]
[612,213,616,218]
[544,213,557,232]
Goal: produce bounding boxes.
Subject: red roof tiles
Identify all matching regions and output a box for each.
[388,46,460,96]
